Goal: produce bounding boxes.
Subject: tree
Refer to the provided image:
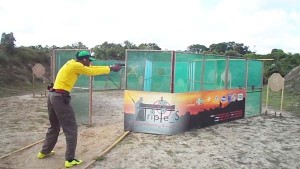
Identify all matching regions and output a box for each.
[138,43,161,50]
[209,42,227,54]
[271,49,284,54]
[208,42,250,55]
[123,40,138,49]
[62,42,88,49]
[92,42,124,60]
[187,44,208,53]
[71,42,88,49]
[225,50,240,56]
[232,43,249,55]
[1,32,16,53]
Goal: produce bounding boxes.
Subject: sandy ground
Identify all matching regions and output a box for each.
[0,90,300,169]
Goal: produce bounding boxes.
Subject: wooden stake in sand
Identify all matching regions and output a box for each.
[266,73,285,116]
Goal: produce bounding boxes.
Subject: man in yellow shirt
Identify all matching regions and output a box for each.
[37,51,121,168]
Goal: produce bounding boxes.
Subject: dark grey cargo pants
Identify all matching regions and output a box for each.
[41,92,77,161]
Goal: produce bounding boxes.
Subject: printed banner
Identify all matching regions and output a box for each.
[124,89,246,135]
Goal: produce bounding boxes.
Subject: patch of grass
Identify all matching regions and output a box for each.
[165,149,175,157]
[95,156,105,161]
[262,85,300,116]
[122,140,134,145]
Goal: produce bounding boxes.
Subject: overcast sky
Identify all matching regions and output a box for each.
[0,0,299,54]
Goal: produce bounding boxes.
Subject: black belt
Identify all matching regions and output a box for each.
[50,89,69,94]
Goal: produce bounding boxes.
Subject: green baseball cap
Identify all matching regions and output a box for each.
[76,51,96,61]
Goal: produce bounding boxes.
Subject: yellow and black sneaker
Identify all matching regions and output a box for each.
[65,159,83,168]
[37,151,55,159]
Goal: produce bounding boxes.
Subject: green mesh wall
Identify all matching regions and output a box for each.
[125,50,264,118]
[228,58,246,89]
[203,55,227,90]
[245,91,262,117]
[174,53,204,92]
[92,60,125,90]
[92,60,107,90]
[126,50,172,92]
[245,60,263,117]
[247,60,263,89]
[54,49,90,124]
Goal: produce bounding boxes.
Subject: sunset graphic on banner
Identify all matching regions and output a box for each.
[124,89,246,116]
[174,89,246,116]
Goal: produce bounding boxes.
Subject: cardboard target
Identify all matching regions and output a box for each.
[268,73,284,92]
[32,63,45,78]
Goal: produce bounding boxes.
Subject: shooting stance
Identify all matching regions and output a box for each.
[37,51,122,168]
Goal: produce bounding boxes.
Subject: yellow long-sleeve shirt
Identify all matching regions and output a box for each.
[53,59,110,92]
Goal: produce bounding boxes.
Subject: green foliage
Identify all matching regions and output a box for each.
[95,156,105,161]
[91,41,161,60]
[208,41,250,55]
[123,40,138,49]
[187,44,208,53]
[92,41,125,60]
[0,45,50,87]
[262,86,300,116]
[245,49,300,84]
[209,42,227,54]
[62,42,88,49]
[138,43,161,50]
[225,50,240,56]
[1,32,16,54]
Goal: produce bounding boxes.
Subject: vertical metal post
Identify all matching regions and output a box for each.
[105,60,108,90]
[52,49,56,82]
[260,61,264,114]
[201,54,205,90]
[266,84,269,113]
[245,59,249,90]
[125,50,128,90]
[89,49,93,127]
[280,80,284,116]
[170,51,175,93]
[89,76,93,127]
[244,59,249,116]
[32,72,35,97]
[225,56,229,89]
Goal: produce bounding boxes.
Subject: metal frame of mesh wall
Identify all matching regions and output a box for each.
[125,49,264,117]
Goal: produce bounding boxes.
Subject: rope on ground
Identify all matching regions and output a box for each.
[0,131,63,159]
[83,131,130,169]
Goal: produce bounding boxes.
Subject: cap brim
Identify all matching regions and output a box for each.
[89,57,96,61]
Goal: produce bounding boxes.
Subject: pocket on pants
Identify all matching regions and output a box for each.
[63,94,71,104]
